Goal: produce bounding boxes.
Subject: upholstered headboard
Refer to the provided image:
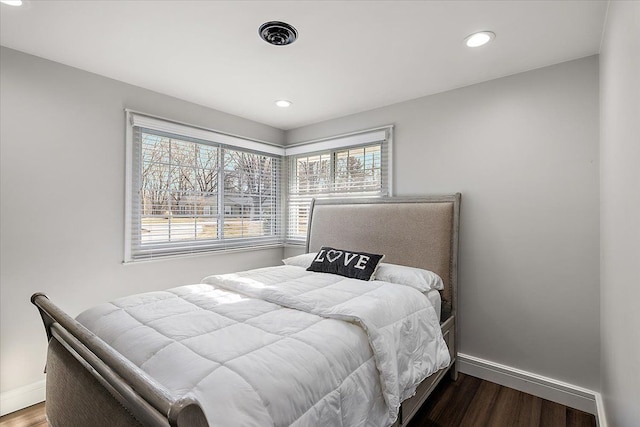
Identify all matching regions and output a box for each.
[306,195,460,316]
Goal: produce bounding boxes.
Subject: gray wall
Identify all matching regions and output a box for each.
[0,47,285,396]
[287,56,601,390]
[1,45,605,411]
[600,2,640,426]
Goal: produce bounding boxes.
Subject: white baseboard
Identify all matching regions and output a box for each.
[595,393,608,427]
[0,379,46,416]
[458,353,605,424]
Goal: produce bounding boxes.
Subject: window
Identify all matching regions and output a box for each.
[126,112,283,261]
[286,127,392,242]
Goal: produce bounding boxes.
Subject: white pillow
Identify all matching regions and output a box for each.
[284,253,444,292]
[282,252,318,268]
[374,263,444,292]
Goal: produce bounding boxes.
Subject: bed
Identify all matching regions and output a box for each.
[32,194,460,427]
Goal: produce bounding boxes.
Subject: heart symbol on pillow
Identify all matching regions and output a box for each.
[326,250,343,263]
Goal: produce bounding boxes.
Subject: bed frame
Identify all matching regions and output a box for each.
[32,194,460,427]
[306,195,460,426]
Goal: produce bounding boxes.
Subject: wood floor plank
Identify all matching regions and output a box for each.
[407,373,483,426]
[540,399,568,426]
[485,385,521,426]
[567,407,597,427]
[513,392,543,427]
[430,374,482,426]
[408,371,459,423]
[407,374,596,427]
[0,403,47,427]
[457,379,501,427]
[1,375,598,427]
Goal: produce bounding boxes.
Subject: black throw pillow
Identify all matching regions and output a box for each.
[306,247,385,281]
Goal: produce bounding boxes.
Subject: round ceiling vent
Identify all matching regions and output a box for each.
[259,21,298,46]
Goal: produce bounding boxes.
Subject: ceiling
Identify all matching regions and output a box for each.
[0,1,608,130]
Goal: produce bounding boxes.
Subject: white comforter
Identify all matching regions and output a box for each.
[77,266,450,427]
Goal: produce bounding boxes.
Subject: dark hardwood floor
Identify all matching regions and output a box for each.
[407,374,596,427]
[0,403,46,427]
[0,374,596,427]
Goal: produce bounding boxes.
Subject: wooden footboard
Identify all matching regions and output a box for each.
[31,293,208,427]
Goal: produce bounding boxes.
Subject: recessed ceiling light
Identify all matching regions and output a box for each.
[0,0,23,6]
[275,100,292,108]
[464,31,495,48]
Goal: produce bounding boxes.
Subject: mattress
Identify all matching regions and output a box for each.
[77,266,450,427]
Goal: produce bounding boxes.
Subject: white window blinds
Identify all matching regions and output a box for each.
[125,112,284,261]
[286,127,393,243]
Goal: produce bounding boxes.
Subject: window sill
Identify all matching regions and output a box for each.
[122,243,284,265]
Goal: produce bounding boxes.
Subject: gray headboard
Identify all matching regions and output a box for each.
[306,195,460,314]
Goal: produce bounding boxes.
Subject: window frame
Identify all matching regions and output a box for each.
[285,126,393,244]
[124,111,285,262]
